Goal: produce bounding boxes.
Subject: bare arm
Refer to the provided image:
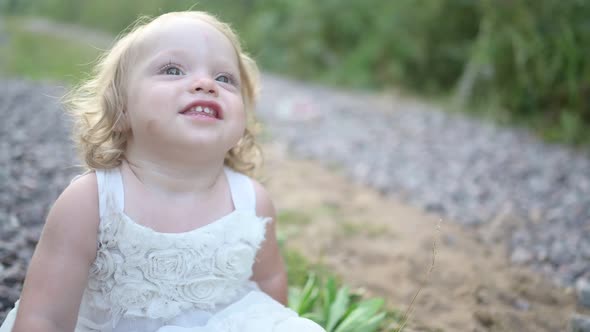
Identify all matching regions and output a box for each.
[12,174,100,332]
[251,180,288,305]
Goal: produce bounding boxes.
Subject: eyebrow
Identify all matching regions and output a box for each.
[144,49,239,72]
[143,49,189,68]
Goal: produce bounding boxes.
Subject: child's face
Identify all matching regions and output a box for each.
[124,17,246,160]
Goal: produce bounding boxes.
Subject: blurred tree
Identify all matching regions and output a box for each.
[2,0,589,144]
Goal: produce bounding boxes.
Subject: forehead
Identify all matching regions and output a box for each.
[134,17,238,61]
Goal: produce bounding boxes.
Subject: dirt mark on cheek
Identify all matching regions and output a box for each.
[146,119,160,136]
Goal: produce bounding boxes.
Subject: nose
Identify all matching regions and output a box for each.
[190,77,218,97]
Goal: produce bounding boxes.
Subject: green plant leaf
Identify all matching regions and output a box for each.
[297,273,320,315]
[361,311,387,332]
[288,287,302,312]
[326,286,350,331]
[357,298,385,315]
[303,311,324,322]
[323,277,338,323]
[333,298,385,332]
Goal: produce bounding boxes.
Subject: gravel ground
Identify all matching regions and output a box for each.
[1,75,588,321]
[0,79,81,317]
[257,74,590,288]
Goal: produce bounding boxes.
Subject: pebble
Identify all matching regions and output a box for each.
[511,247,533,265]
[512,298,530,311]
[570,314,590,332]
[577,278,590,308]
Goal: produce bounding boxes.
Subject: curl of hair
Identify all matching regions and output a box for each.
[65,11,263,176]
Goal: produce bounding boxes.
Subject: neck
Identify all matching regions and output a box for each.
[123,152,226,195]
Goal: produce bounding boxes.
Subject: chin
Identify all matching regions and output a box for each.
[180,135,236,151]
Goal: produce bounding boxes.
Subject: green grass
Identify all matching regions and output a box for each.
[0,17,101,83]
[340,220,393,239]
[277,209,312,226]
[282,247,328,287]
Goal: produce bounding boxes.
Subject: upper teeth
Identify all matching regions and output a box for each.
[189,106,215,116]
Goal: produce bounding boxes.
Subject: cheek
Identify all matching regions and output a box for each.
[143,88,171,109]
[128,85,172,122]
[235,105,247,133]
[234,97,247,121]
[132,109,166,135]
[131,80,173,106]
[146,119,158,134]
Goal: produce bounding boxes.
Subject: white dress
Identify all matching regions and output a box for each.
[0,167,325,332]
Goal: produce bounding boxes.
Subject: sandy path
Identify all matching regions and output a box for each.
[262,142,580,331]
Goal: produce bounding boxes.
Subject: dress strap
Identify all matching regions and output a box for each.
[95,167,125,219]
[224,167,256,212]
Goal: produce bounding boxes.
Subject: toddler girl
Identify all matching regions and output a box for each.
[0,10,325,332]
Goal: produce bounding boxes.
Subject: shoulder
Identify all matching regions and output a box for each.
[44,172,100,250]
[250,178,276,219]
[55,172,99,215]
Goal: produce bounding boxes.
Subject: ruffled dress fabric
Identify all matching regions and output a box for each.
[0,167,325,332]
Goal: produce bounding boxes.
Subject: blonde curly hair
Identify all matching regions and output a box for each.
[65,11,262,175]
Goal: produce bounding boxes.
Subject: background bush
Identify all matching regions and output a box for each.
[1,0,589,144]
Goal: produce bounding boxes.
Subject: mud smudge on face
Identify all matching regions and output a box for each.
[146,119,158,134]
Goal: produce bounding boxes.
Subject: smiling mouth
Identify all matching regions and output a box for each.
[180,101,223,119]
[182,106,218,118]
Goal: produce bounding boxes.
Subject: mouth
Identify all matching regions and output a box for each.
[180,100,223,120]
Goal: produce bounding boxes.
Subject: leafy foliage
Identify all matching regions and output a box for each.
[288,273,398,332]
[0,17,100,82]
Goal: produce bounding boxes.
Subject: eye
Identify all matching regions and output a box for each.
[215,74,231,84]
[164,66,184,76]
[158,62,185,76]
